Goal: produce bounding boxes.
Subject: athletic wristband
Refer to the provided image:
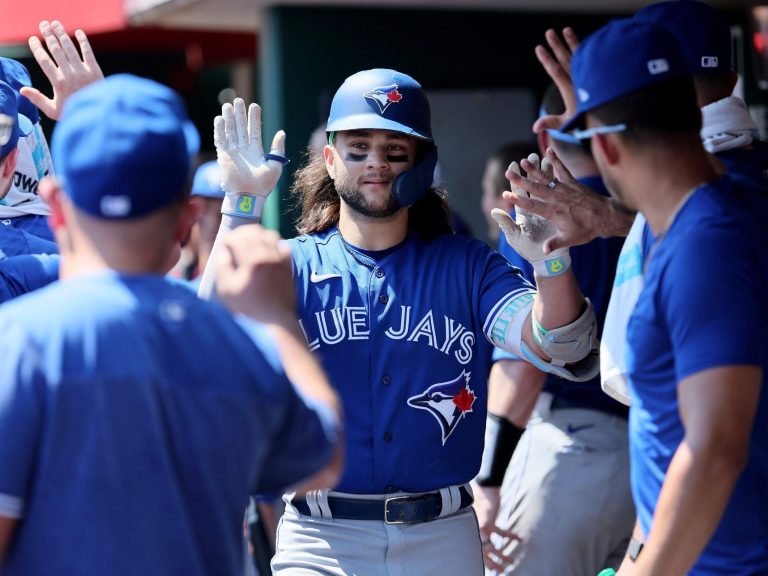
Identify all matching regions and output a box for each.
[532,251,571,277]
[221,193,266,221]
[475,413,526,487]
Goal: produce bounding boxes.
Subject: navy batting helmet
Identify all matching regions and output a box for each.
[326,68,438,207]
[327,68,432,140]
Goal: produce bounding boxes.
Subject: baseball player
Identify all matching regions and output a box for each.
[514,1,768,407]
[200,68,600,575]
[0,78,58,259]
[475,83,632,576]
[0,74,342,575]
[517,19,768,574]
[0,56,57,242]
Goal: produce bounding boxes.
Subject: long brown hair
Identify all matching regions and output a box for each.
[290,154,454,241]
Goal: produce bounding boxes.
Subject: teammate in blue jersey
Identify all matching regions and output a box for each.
[0,252,58,302]
[0,74,343,575]
[0,56,57,241]
[512,19,768,575]
[514,1,768,407]
[200,68,601,575]
[0,78,58,259]
[475,84,631,576]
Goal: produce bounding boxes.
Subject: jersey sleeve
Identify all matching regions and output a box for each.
[0,318,44,519]
[0,254,60,303]
[662,223,765,381]
[236,316,339,497]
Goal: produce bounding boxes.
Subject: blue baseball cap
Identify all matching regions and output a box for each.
[634,0,731,77]
[52,74,198,219]
[327,68,433,140]
[191,160,224,199]
[0,58,39,124]
[562,19,689,132]
[0,80,33,159]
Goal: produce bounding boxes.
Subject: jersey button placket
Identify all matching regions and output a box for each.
[382,375,391,386]
[384,432,393,442]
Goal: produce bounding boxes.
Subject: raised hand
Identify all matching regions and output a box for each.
[21,20,104,121]
[532,27,581,135]
[491,153,571,277]
[504,148,634,253]
[214,98,287,199]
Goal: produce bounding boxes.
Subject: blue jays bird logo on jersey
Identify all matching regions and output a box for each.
[364,83,403,114]
[407,371,476,445]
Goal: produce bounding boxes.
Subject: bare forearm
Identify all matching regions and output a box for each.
[487,360,546,427]
[197,213,259,301]
[633,440,745,575]
[524,268,585,359]
[265,321,341,416]
[604,199,635,238]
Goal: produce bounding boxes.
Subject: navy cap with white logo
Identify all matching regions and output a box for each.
[52,74,199,219]
[634,0,731,77]
[562,18,689,132]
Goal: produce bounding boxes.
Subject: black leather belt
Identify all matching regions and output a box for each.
[293,486,474,524]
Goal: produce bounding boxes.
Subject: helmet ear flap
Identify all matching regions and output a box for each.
[391,145,438,207]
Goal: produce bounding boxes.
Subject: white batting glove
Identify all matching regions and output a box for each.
[214,98,287,220]
[492,154,571,277]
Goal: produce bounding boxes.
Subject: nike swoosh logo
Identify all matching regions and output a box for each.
[566,424,594,434]
[310,271,342,283]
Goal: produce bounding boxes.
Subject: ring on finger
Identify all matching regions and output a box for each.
[548,178,558,189]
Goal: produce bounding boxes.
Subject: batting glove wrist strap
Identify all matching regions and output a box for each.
[222,193,265,221]
[476,413,526,487]
[532,250,571,277]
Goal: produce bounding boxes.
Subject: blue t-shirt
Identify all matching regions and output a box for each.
[288,228,534,494]
[495,175,626,417]
[0,253,59,302]
[627,179,768,575]
[0,273,336,576]
[716,139,768,185]
[0,218,58,258]
[2,214,55,242]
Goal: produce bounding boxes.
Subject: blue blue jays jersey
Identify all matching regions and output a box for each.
[0,273,336,576]
[0,253,58,302]
[2,214,54,241]
[495,176,627,417]
[288,228,535,494]
[0,218,58,258]
[628,179,768,574]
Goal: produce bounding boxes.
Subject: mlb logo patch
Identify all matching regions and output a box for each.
[364,83,403,114]
[647,58,669,75]
[701,56,719,68]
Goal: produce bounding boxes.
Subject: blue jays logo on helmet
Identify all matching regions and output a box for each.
[326,68,432,140]
[407,371,476,445]
[364,83,403,114]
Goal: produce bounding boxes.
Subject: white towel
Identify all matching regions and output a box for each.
[700,95,759,154]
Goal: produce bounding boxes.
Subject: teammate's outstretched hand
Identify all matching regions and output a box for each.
[215,225,295,326]
[22,20,104,121]
[492,153,571,277]
[532,27,580,134]
[503,147,634,252]
[214,99,287,198]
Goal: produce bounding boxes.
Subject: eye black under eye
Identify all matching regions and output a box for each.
[346,153,367,162]
[386,155,408,163]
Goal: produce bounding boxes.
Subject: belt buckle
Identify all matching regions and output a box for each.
[384,495,422,524]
